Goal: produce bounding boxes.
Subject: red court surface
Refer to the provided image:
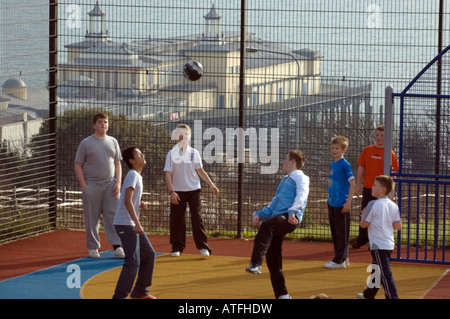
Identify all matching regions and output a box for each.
[0,230,448,299]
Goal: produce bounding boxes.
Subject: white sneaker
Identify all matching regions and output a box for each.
[200,249,210,257]
[356,293,365,299]
[345,258,350,267]
[89,249,100,258]
[171,251,181,257]
[114,247,125,259]
[324,261,346,269]
[279,294,292,299]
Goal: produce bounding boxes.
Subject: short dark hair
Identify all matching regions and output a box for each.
[92,112,109,125]
[288,150,306,169]
[122,146,138,169]
[375,175,394,195]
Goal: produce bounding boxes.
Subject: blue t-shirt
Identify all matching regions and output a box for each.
[328,158,354,208]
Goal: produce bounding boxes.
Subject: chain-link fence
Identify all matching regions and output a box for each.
[1,0,449,244]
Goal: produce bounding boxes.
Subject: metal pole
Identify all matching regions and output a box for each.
[49,0,58,228]
[384,86,393,176]
[237,0,246,238]
[436,0,443,176]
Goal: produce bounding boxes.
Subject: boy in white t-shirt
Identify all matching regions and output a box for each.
[357,175,402,299]
[113,146,156,299]
[164,124,219,257]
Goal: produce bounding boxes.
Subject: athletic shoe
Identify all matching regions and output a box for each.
[200,249,210,257]
[89,249,100,258]
[114,247,125,259]
[345,258,350,267]
[324,261,346,269]
[245,262,262,274]
[131,294,156,299]
[356,293,365,299]
[171,251,181,257]
[279,294,292,299]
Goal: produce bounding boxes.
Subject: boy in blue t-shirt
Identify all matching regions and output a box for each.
[325,136,355,269]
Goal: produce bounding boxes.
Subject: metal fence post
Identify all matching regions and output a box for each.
[237,0,246,238]
[384,86,393,176]
[49,0,58,228]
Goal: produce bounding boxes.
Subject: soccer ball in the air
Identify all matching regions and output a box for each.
[183,60,203,81]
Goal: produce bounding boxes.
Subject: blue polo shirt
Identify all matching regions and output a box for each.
[328,158,354,208]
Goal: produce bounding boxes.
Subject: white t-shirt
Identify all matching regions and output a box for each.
[114,169,143,226]
[163,144,203,192]
[362,197,401,250]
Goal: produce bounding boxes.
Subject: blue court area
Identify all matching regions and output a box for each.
[0,251,161,299]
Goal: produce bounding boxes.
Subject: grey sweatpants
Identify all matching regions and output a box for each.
[82,180,121,250]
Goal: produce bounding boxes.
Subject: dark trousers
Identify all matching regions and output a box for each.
[363,249,399,299]
[113,225,156,299]
[327,204,350,263]
[355,188,376,245]
[251,214,296,298]
[170,189,211,253]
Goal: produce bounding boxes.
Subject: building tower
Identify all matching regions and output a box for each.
[85,1,110,42]
[202,4,224,45]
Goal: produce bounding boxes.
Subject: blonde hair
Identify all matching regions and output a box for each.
[330,135,349,150]
[171,123,192,141]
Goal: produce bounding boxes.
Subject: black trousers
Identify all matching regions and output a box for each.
[363,249,399,299]
[251,214,296,298]
[170,189,211,253]
[327,204,350,263]
[355,188,376,245]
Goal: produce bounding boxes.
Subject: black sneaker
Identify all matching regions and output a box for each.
[245,262,262,274]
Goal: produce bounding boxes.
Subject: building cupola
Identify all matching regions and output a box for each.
[203,3,223,44]
[85,1,109,41]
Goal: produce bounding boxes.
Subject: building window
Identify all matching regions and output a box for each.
[97,71,101,87]
[219,95,224,108]
[114,71,118,89]
[147,70,154,86]
[105,71,110,88]
[278,85,283,101]
[302,81,308,95]
[251,88,258,106]
[131,72,136,88]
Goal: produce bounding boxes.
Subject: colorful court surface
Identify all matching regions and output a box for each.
[0,250,126,299]
[0,231,448,299]
[81,254,446,299]
[1,251,446,299]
